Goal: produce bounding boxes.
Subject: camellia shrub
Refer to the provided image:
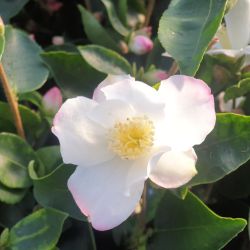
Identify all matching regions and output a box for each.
[0,0,250,249]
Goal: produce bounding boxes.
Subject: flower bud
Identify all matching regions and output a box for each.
[129,35,153,55]
[52,36,64,45]
[42,87,62,115]
[143,69,168,84]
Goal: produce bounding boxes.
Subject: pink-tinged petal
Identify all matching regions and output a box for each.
[43,87,62,114]
[52,96,114,166]
[149,149,197,188]
[93,74,134,102]
[101,78,165,121]
[68,157,147,230]
[225,0,250,49]
[158,75,216,151]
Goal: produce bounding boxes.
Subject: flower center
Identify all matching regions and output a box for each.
[109,116,154,160]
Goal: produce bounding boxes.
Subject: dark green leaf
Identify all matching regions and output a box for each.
[18,91,43,109]
[148,191,246,250]
[1,26,49,93]
[0,133,40,189]
[188,114,250,186]
[8,208,67,250]
[78,5,120,51]
[41,51,105,98]
[101,0,130,36]
[29,163,85,221]
[158,0,227,75]
[78,45,131,75]
[224,78,250,101]
[118,0,128,26]
[0,0,29,22]
[0,228,9,247]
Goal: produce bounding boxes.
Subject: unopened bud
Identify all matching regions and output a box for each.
[129,35,153,55]
[52,36,64,45]
[42,87,62,115]
[143,69,168,84]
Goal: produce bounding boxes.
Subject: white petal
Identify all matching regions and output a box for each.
[100,78,165,120]
[149,149,197,188]
[225,0,250,49]
[93,74,135,102]
[207,48,244,58]
[68,157,147,230]
[52,97,114,166]
[158,75,216,151]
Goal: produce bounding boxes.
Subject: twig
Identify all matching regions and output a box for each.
[0,63,25,139]
[168,61,179,76]
[88,222,97,250]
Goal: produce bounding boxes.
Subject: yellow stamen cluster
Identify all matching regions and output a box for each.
[109,116,154,160]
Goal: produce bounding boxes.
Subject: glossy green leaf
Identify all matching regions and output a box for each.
[148,191,246,250]
[8,208,67,250]
[18,91,43,109]
[101,0,129,36]
[29,163,84,221]
[1,26,49,93]
[41,51,105,98]
[0,133,40,189]
[78,5,120,51]
[224,78,250,101]
[158,0,227,75]
[188,114,250,186]
[78,45,131,75]
[0,182,27,204]
[0,0,29,22]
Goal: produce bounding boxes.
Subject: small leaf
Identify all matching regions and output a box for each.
[148,191,246,250]
[78,45,131,75]
[18,91,43,109]
[101,0,130,36]
[29,163,85,221]
[188,114,250,186]
[77,5,120,51]
[41,51,105,98]
[2,26,49,93]
[8,208,67,250]
[224,78,250,101]
[0,0,29,22]
[0,228,9,247]
[158,0,228,75]
[0,133,41,189]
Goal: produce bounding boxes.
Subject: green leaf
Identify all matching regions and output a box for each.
[0,133,40,189]
[0,228,9,247]
[0,0,29,22]
[77,5,120,51]
[148,191,246,250]
[0,19,5,61]
[29,163,85,221]
[18,91,43,109]
[78,45,131,75]
[0,182,27,204]
[118,0,128,26]
[8,208,67,250]
[224,78,250,101]
[101,0,130,36]
[1,26,49,93]
[158,0,227,76]
[188,114,250,186]
[41,51,105,98]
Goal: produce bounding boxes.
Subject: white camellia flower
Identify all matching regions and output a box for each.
[52,75,216,231]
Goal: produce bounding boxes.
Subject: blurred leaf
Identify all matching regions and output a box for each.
[18,91,43,109]
[0,133,40,189]
[7,208,67,250]
[78,45,131,75]
[0,182,27,204]
[1,26,48,93]
[148,191,246,250]
[0,21,4,60]
[118,0,128,26]
[29,163,85,221]
[41,51,105,98]
[224,78,250,101]
[77,5,120,51]
[188,114,250,186]
[158,0,227,75]
[0,228,9,247]
[101,0,130,36]
[0,0,29,22]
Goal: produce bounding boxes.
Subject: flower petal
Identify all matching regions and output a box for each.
[68,157,147,230]
[149,149,197,188]
[158,75,216,151]
[225,0,250,49]
[93,74,135,102]
[52,97,114,166]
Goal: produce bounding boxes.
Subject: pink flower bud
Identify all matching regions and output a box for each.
[129,35,153,55]
[43,87,62,115]
[143,69,168,84]
[52,36,64,45]
[46,0,63,13]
